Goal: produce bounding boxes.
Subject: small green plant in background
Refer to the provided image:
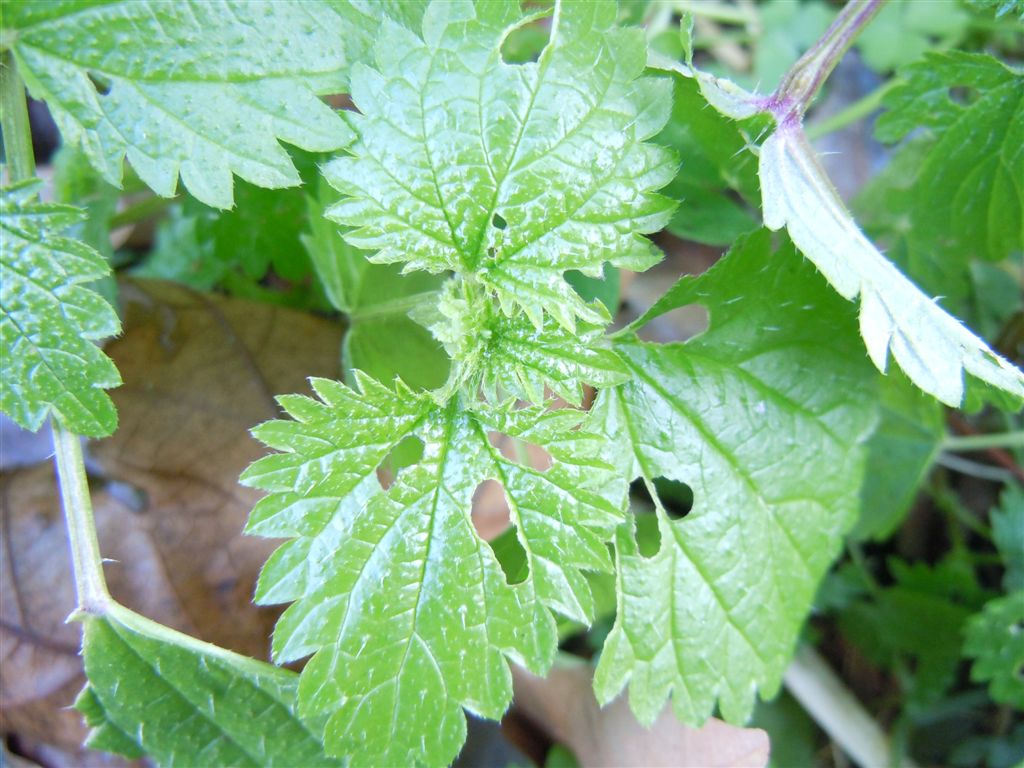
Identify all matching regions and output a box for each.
[1,0,1022,765]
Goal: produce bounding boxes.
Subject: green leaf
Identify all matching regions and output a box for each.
[303,176,450,390]
[324,0,676,330]
[592,231,877,725]
[759,120,1024,408]
[0,178,121,436]
[78,605,340,766]
[876,52,1023,265]
[242,376,626,765]
[3,1,416,208]
[843,584,973,707]
[657,73,760,246]
[853,372,944,541]
[992,487,1024,592]
[964,591,1024,709]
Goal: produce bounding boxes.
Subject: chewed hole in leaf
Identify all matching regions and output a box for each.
[87,71,112,96]
[655,477,694,520]
[473,481,529,584]
[636,303,709,344]
[631,477,693,521]
[499,9,553,65]
[487,431,553,472]
[492,212,507,230]
[377,435,424,490]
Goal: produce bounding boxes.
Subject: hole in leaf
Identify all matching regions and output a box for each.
[377,435,424,490]
[636,303,709,344]
[655,477,693,520]
[500,8,554,65]
[492,212,507,230]
[631,476,693,520]
[473,480,528,584]
[87,71,112,96]
[487,431,553,472]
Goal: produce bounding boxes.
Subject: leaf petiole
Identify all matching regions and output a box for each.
[52,419,112,615]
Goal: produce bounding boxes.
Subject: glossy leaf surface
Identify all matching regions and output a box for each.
[2,1,421,208]
[324,0,676,330]
[242,376,624,766]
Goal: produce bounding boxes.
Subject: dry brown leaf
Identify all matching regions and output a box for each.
[513,662,770,768]
[1,280,342,764]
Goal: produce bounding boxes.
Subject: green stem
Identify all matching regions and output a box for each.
[52,420,112,614]
[775,0,886,118]
[806,78,898,140]
[1,50,35,181]
[943,431,1024,452]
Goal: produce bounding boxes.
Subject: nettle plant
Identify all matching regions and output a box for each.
[1,0,1022,765]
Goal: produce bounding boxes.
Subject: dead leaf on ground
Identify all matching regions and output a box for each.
[1,280,342,766]
[513,662,770,768]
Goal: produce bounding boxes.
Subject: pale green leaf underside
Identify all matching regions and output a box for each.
[3,0,409,208]
[593,231,877,725]
[325,0,676,330]
[78,606,340,766]
[0,179,121,436]
[963,592,1024,709]
[242,375,624,766]
[647,52,1024,408]
[760,124,1024,408]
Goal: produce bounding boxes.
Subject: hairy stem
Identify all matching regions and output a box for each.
[52,420,112,614]
[1,50,36,182]
[773,0,886,120]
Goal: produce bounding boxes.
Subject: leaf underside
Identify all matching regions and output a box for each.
[593,231,878,725]
[760,121,1024,408]
[0,179,121,436]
